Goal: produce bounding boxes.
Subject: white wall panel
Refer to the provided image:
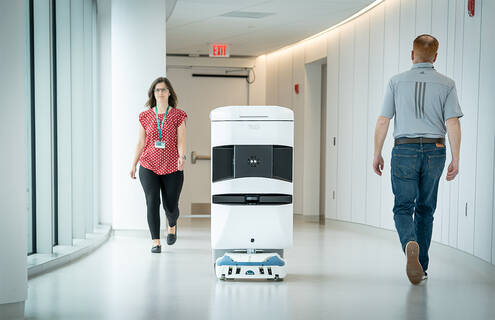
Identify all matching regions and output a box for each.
[56,0,73,245]
[440,0,457,246]
[431,0,449,243]
[326,31,340,220]
[96,0,112,225]
[448,0,465,248]
[474,0,495,263]
[71,0,87,239]
[444,0,456,80]
[399,0,416,72]
[292,45,305,215]
[84,0,94,232]
[366,4,384,228]
[351,15,370,224]
[484,0,495,267]
[415,0,432,35]
[250,55,267,106]
[336,23,354,222]
[431,0,448,75]
[266,53,278,105]
[380,0,400,230]
[277,50,293,109]
[33,0,54,252]
[457,1,481,255]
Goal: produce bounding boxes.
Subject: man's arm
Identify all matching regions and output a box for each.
[446,117,461,181]
[373,116,391,176]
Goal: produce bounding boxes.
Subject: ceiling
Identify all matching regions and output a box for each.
[166,0,376,57]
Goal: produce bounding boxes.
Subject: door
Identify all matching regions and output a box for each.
[167,68,248,217]
[319,64,327,224]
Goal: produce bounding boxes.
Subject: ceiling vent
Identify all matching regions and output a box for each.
[220,11,275,19]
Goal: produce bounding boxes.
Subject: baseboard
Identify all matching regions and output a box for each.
[27,224,112,278]
[303,215,320,223]
[0,301,24,320]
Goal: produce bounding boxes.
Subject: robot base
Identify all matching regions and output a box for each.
[215,252,286,281]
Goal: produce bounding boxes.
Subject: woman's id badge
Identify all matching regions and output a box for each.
[154,141,165,149]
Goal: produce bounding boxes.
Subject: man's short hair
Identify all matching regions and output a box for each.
[413,34,439,62]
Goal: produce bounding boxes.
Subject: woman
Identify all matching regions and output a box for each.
[130,77,187,253]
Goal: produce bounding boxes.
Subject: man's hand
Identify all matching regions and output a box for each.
[446,117,461,182]
[446,158,459,181]
[373,116,390,177]
[373,154,385,176]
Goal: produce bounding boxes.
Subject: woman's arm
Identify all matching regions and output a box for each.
[130,125,146,179]
[177,121,186,170]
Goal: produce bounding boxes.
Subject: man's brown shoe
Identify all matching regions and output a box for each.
[405,241,424,285]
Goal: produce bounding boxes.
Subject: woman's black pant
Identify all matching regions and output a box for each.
[139,166,184,240]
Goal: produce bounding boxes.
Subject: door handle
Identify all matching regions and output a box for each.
[191,151,211,164]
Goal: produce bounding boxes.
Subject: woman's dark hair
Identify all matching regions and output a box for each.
[145,77,178,108]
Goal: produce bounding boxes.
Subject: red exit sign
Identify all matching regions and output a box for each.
[209,43,230,57]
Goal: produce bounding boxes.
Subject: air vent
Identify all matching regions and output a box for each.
[220,11,275,19]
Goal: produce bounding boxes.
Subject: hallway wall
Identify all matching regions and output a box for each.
[0,0,27,314]
[265,0,495,265]
[96,0,167,230]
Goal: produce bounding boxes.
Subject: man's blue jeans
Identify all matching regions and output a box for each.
[391,142,446,272]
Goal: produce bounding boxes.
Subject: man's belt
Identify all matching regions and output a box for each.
[395,137,445,145]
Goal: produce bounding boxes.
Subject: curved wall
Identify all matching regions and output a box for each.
[265,0,495,265]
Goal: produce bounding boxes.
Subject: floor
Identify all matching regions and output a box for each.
[25,216,495,320]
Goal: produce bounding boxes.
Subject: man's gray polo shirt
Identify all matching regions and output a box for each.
[380,62,463,139]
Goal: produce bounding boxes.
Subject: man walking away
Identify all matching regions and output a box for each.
[373,34,463,285]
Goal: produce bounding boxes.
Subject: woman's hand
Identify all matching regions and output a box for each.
[131,124,146,180]
[177,155,184,171]
[177,121,186,172]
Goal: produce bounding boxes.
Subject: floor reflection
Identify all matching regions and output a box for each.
[406,283,429,320]
[210,280,291,320]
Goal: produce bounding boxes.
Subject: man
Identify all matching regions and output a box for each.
[373,34,463,285]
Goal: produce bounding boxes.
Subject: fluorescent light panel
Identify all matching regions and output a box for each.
[221,11,275,19]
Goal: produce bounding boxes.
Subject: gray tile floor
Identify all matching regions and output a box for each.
[25,216,495,320]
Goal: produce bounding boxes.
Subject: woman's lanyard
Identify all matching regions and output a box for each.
[154,106,170,148]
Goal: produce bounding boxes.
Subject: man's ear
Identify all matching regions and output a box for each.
[432,52,438,63]
[411,50,415,62]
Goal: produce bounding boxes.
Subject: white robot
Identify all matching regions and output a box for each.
[209,106,294,280]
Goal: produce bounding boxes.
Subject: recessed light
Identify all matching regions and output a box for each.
[220,11,275,19]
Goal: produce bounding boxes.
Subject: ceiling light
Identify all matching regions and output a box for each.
[221,11,275,19]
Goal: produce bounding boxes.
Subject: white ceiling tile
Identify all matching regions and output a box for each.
[167,0,376,55]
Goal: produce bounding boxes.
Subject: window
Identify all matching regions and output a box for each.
[26,0,97,256]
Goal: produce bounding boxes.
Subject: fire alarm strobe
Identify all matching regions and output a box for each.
[468,0,475,17]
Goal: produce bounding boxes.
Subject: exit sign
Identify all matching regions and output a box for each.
[209,43,230,57]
